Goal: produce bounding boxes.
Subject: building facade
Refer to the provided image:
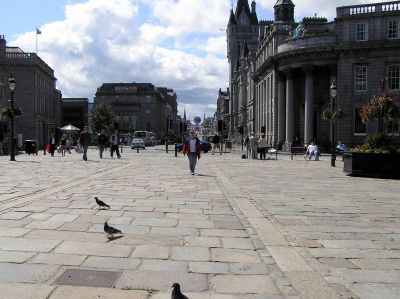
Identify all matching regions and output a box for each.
[94,83,178,139]
[226,1,400,149]
[62,98,89,130]
[0,35,61,151]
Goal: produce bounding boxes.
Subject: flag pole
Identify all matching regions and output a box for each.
[36,27,41,54]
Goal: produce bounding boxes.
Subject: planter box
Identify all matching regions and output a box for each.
[343,152,400,179]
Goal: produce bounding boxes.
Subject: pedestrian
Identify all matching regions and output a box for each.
[212,132,220,155]
[306,141,320,161]
[249,133,258,159]
[98,130,107,159]
[49,133,56,157]
[79,126,91,161]
[182,130,201,175]
[59,134,67,157]
[65,135,71,154]
[109,130,121,159]
[244,136,249,148]
[258,135,268,160]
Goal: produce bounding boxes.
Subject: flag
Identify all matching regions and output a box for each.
[36,28,41,35]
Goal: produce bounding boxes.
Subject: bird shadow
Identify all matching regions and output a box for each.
[106,235,124,242]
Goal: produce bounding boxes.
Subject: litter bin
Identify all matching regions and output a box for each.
[24,140,38,155]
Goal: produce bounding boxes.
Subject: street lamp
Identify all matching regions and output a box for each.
[330,81,337,167]
[8,74,16,161]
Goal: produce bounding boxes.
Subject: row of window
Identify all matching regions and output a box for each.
[355,65,399,91]
[356,20,400,41]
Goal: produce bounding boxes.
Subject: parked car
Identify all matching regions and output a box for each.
[131,138,145,149]
[175,140,211,153]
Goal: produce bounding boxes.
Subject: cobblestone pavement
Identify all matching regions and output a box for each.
[0,147,399,299]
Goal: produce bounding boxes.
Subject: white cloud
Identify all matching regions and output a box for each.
[9,0,384,120]
[11,0,229,120]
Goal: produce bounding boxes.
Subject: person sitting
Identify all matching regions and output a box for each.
[306,142,319,161]
[336,141,347,156]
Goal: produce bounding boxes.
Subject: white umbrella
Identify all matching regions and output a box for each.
[60,124,80,131]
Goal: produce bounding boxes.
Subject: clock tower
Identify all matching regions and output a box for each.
[227,0,259,138]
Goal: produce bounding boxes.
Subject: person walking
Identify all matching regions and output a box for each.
[79,126,91,161]
[59,134,67,157]
[65,135,71,154]
[110,130,121,159]
[258,135,268,160]
[182,130,201,175]
[249,133,258,159]
[98,130,107,159]
[49,133,56,157]
[212,132,220,155]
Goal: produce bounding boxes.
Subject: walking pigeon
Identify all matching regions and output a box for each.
[104,222,121,237]
[171,283,189,299]
[95,197,110,209]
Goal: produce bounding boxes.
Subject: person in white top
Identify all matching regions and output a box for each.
[109,130,121,159]
[306,142,319,160]
[258,135,268,160]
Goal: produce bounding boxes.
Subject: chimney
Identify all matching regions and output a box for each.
[251,1,256,14]
[0,35,6,57]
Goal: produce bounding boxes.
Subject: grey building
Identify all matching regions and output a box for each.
[94,83,178,139]
[226,0,400,148]
[215,88,230,136]
[0,35,61,151]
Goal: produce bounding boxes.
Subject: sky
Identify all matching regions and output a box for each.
[0,0,389,120]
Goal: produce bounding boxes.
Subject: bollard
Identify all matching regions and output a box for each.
[175,143,178,157]
[137,146,139,153]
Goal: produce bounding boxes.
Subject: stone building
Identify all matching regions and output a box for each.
[0,35,61,151]
[215,88,230,136]
[94,83,178,139]
[226,1,400,148]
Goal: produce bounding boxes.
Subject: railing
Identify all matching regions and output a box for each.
[337,1,400,17]
[0,52,54,76]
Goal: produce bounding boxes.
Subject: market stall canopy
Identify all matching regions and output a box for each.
[60,124,80,131]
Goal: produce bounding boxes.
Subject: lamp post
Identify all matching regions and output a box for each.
[8,75,16,161]
[330,81,337,167]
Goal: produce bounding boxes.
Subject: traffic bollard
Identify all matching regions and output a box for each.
[175,143,178,157]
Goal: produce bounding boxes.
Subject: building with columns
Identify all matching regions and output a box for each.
[226,0,400,149]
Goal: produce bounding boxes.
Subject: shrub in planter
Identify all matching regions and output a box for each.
[344,93,400,178]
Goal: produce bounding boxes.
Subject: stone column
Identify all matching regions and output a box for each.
[285,71,294,143]
[277,73,286,143]
[304,67,314,144]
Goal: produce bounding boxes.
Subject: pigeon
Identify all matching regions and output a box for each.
[95,197,110,209]
[104,222,121,237]
[171,283,189,299]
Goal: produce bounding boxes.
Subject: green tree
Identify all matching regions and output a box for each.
[89,104,113,133]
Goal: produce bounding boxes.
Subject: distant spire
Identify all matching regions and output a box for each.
[203,112,206,121]
[184,108,186,121]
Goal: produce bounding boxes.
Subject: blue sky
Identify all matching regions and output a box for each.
[1,0,386,120]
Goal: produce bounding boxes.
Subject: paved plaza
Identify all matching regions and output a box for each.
[0,147,399,299]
